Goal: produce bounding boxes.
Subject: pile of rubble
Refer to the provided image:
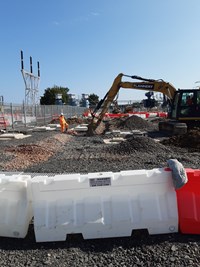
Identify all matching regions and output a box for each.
[161,129,200,149]
[104,115,156,132]
[105,135,172,155]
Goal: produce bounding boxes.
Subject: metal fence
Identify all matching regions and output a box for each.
[0,103,86,130]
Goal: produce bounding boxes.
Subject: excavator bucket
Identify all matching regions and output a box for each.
[86,121,105,136]
[94,121,105,135]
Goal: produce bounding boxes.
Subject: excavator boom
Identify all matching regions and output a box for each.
[120,81,176,100]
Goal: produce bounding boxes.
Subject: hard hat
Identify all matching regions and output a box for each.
[60,113,64,116]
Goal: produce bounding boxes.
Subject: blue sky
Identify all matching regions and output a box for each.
[1,0,200,104]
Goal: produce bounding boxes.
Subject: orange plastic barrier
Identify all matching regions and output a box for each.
[176,169,200,234]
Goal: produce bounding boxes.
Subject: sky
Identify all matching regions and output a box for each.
[1,0,200,104]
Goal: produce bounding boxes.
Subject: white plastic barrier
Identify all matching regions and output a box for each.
[31,169,178,242]
[0,174,32,238]
[130,113,147,119]
[148,112,158,118]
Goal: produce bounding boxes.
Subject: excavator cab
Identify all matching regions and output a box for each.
[159,89,200,134]
[170,90,200,126]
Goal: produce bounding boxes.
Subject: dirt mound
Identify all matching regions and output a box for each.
[105,115,155,132]
[51,117,84,125]
[2,133,72,171]
[5,144,53,155]
[105,136,172,155]
[67,117,84,125]
[161,129,200,149]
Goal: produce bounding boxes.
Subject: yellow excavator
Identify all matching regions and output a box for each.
[87,73,200,135]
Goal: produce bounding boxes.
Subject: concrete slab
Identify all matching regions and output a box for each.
[105,130,147,137]
[0,133,32,140]
[48,124,60,129]
[74,125,88,132]
[132,130,148,136]
[33,126,56,132]
[103,137,126,144]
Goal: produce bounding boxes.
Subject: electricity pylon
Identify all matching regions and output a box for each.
[20,50,40,114]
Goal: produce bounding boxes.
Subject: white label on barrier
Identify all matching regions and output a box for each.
[89,177,111,187]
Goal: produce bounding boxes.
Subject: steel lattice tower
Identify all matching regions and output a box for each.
[21,50,40,113]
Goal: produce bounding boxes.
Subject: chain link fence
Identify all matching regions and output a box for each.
[0,103,86,130]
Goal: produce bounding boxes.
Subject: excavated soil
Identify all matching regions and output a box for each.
[161,129,200,150]
[104,115,156,132]
[0,115,200,267]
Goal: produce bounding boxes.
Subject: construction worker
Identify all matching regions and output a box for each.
[186,95,193,106]
[59,113,68,133]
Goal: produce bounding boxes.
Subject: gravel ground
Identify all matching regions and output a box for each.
[0,116,200,267]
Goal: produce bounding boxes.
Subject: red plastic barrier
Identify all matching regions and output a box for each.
[176,169,200,234]
[104,111,168,119]
[145,113,150,118]
[0,116,7,129]
[157,112,168,118]
[121,112,149,118]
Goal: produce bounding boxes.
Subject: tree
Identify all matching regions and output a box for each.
[88,93,99,107]
[40,86,69,105]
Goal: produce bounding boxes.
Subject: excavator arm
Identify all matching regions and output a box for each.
[121,74,176,100]
[88,73,177,134]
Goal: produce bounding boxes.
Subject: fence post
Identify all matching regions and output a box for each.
[44,105,46,125]
[51,105,53,119]
[35,105,37,126]
[10,103,14,129]
[23,101,27,127]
